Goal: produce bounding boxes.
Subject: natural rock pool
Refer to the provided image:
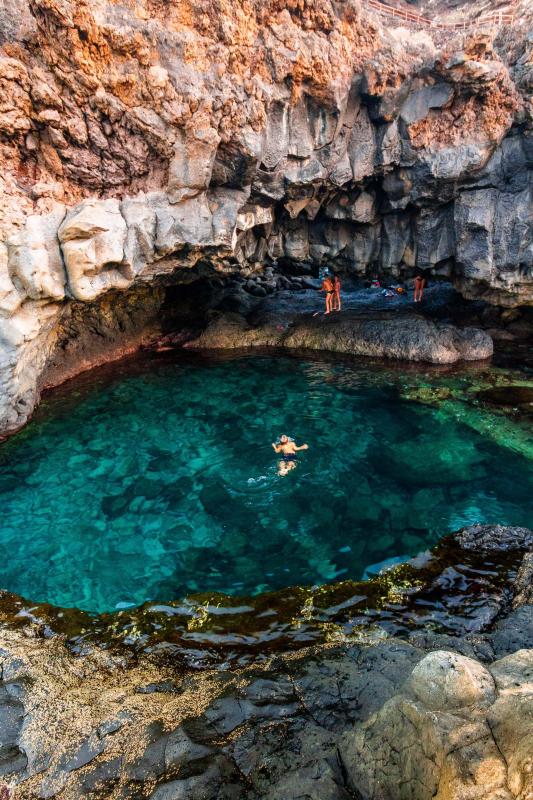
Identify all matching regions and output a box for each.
[0,352,531,614]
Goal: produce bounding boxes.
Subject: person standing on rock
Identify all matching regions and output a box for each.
[318,274,335,314]
[333,273,342,312]
[414,271,427,303]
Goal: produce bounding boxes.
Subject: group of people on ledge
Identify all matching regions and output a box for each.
[317,270,427,314]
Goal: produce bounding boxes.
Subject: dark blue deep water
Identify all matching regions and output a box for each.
[0,354,531,613]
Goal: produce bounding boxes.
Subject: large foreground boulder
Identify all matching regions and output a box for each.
[340,648,533,800]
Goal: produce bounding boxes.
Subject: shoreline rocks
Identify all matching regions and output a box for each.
[0,523,531,799]
[185,309,494,364]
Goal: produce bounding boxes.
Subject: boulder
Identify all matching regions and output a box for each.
[407,651,496,711]
[58,199,130,301]
[185,311,493,365]
[339,650,521,800]
[7,206,66,301]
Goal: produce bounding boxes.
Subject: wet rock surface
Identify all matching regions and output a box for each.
[0,525,531,799]
[477,385,533,418]
[185,304,493,364]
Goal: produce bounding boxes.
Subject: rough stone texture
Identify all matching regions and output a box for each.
[58,199,130,301]
[0,630,532,799]
[339,648,531,800]
[185,309,494,364]
[0,524,529,799]
[512,552,533,609]
[0,0,531,434]
[455,524,533,552]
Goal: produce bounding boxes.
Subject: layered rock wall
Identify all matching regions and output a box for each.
[0,0,532,433]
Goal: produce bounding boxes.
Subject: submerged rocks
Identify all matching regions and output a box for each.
[186,310,493,365]
[477,385,533,418]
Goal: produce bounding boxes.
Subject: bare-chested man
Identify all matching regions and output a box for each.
[272,434,309,475]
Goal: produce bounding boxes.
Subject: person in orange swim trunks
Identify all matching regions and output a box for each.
[318,274,335,314]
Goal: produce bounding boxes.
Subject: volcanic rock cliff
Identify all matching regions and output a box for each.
[0,0,532,434]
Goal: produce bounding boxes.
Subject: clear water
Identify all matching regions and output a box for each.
[0,354,531,613]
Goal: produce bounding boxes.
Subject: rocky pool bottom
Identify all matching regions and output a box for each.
[0,350,532,618]
[0,348,532,798]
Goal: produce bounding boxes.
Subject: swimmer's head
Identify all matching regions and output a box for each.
[279,434,289,444]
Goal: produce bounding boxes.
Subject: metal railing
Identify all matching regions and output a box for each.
[365,0,516,29]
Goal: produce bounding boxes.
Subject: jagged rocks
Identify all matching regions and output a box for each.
[454,524,533,552]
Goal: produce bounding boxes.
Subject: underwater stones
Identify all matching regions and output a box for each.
[58,198,130,301]
[477,385,533,417]
[387,434,485,485]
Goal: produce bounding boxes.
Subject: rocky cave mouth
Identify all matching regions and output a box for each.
[0,348,530,645]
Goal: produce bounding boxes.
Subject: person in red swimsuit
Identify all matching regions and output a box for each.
[414,272,427,303]
[332,274,342,311]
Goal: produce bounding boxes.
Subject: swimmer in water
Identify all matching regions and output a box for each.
[272,434,309,475]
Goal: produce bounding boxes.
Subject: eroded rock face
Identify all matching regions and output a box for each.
[0,0,531,434]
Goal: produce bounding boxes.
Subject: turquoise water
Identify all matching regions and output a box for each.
[0,353,531,613]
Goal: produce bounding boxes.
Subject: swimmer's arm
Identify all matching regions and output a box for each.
[294,443,309,450]
[272,443,282,452]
